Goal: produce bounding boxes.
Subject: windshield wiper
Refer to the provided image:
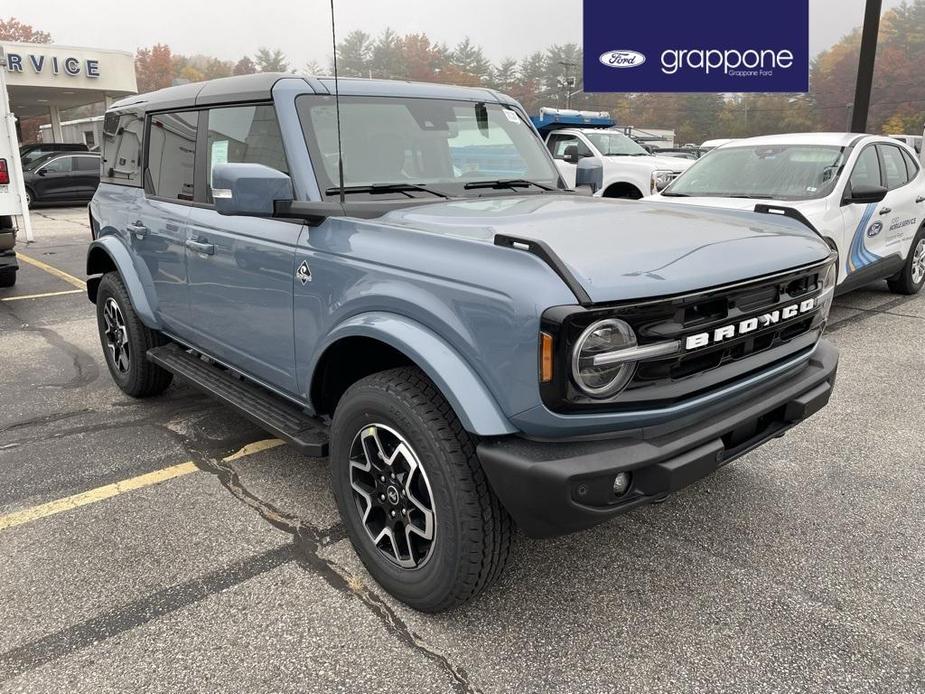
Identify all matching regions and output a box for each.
[659,192,690,197]
[463,178,554,191]
[325,183,449,199]
[727,193,775,199]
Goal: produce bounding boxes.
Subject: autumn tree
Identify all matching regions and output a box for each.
[233,56,257,76]
[0,17,51,43]
[135,44,174,93]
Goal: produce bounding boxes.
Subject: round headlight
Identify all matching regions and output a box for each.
[571,319,637,397]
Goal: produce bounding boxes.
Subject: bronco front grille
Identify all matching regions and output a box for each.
[540,258,833,413]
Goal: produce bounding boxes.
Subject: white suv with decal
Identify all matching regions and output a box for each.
[652,133,925,294]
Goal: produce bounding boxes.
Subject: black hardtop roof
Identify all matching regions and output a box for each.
[108,73,517,114]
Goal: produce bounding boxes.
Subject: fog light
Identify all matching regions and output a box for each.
[612,472,631,496]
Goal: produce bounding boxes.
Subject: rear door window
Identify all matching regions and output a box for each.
[76,156,100,172]
[146,111,199,201]
[205,104,287,202]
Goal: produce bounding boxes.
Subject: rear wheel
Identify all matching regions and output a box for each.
[330,367,512,612]
[95,272,173,397]
[0,269,15,287]
[887,228,925,295]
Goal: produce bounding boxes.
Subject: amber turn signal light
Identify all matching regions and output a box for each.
[540,332,554,383]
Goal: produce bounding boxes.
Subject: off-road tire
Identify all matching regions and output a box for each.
[95,272,173,397]
[887,226,925,295]
[330,366,512,612]
[0,269,15,287]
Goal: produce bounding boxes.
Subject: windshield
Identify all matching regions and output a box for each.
[584,131,649,156]
[297,95,561,198]
[665,144,847,201]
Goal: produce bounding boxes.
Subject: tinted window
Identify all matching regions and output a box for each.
[101,111,144,186]
[42,157,73,173]
[76,156,100,172]
[901,148,920,179]
[879,145,909,189]
[206,105,287,201]
[849,146,881,190]
[146,111,198,201]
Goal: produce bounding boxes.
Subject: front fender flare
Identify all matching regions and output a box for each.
[86,236,160,329]
[312,312,517,436]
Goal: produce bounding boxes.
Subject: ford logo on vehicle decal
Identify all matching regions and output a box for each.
[599,50,646,69]
[867,221,883,237]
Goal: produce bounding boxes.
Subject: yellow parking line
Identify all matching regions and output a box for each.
[0,438,285,532]
[1,289,84,302]
[16,253,87,289]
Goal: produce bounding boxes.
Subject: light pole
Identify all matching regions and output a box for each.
[559,60,577,109]
[852,0,882,132]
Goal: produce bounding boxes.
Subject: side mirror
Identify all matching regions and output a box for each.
[37,168,47,177]
[211,163,294,217]
[844,184,887,205]
[574,157,604,195]
[562,144,581,165]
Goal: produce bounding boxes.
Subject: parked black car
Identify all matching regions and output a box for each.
[20,143,90,169]
[23,152,100,207]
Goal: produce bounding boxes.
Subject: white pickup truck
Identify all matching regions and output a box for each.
[0,47,31,287]
[532,109,692,198]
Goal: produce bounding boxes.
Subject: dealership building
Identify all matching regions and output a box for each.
[1,41,137,143]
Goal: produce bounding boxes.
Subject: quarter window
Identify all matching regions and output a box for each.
[879,145,909,189]
[901,147,920,179]
[848,146,881,190]
[205,105,288,202]
[101,111,144,186]
[146,111,198,201]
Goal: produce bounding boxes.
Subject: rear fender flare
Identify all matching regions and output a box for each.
[86,236,160,329]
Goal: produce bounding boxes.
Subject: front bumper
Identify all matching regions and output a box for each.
[477,339,838,538]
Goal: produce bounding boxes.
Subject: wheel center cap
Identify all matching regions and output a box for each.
[386,486,400,505]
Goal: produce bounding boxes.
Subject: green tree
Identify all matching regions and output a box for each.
[371,28,404,79]
[255,47,289,73]
[336,30,374,77]
[450,37,491,81]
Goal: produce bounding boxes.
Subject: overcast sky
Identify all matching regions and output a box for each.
[9,0,906,69]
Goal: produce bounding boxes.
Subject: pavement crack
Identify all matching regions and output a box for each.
[0,408,92,437]
[201,453,480,694]
[828,295,922,333]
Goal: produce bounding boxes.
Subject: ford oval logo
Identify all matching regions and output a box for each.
[867,221,883,237]
[599,50,646,69]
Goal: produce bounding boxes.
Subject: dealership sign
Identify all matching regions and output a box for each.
[3,51,100,78]
[583,0,809,92]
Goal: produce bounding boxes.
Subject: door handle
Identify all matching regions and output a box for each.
[186,239,215,255]
[878,207,892,215]
[125,222,148,238]
[916,197,925,204]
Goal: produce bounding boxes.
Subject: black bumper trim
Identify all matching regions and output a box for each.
[477,339,838,538]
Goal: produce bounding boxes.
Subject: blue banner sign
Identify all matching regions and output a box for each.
[583,0,809,93]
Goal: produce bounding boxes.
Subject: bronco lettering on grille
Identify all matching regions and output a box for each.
[684,297,816,351]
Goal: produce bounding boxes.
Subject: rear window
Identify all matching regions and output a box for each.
[146,111,199,201]
[101,111,144,186]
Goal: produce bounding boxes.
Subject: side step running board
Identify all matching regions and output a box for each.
[147,343,329,457]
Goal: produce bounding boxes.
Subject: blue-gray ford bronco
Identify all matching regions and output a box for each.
[87,74,839,611]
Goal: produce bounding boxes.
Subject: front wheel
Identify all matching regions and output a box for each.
[330,367,512,612]
[95,272,173,397]
[887,228,925,295]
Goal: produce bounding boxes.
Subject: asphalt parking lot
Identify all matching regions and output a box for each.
[0,207,923,694]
